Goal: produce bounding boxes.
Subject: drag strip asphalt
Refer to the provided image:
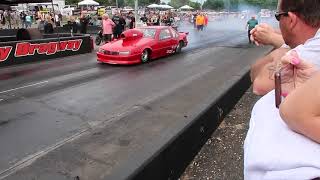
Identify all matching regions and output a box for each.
[0,22,268,179]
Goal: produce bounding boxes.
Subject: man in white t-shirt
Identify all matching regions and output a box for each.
[245,0,320,179]
[251,0,320,96]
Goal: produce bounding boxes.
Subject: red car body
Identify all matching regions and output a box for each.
[97,26,188,65]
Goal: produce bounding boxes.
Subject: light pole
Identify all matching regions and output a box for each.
[134,0,138,27]
[224,0,230,12]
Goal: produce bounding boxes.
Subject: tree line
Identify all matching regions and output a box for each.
[66,0,277,10]
[203,0,278,11]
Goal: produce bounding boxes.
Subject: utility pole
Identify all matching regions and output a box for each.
[224,0,230,12]
[134,0,138,27]
[116,0,118,8]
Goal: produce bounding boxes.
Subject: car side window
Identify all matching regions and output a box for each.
[159,29,172,40]
[172,29,179,38]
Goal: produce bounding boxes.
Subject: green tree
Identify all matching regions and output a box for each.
[241,0,277,9]
[122,0,158,7]
[65,0,156,7]
[230,0,239,10]
[65,0,79,5]
[169,0,189,9]
[189,1,201,10]
[203,0,224,10]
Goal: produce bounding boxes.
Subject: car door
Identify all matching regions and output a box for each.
[168,27,180,52]
[157,28,173,56]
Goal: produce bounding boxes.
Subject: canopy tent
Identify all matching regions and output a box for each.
[159,4,173,9]
[78,0,99,6]
[179,5,194,10]
[147,4,173,9]
[147,4,160,8]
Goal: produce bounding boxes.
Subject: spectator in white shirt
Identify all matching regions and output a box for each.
[245,0,320,179]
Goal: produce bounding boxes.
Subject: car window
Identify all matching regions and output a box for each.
[159,29,172,40]
[138,28,157,39]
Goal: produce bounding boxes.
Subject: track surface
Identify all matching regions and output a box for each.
[0,19,265,177]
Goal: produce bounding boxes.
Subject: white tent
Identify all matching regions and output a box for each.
[158,4,173,9]
[147,4,160,8]
[78,0,99,6]
[179,5,194,10]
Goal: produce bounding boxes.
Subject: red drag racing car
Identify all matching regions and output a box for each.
[97,26,188,65]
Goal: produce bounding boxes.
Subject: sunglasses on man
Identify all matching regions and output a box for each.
[275,12,289,21]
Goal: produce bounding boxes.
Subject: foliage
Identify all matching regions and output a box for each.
[65,0,278,10]
[202,0,278,10]
[65,0,79,5]
[66,0,159,7]
[242,0,277,8]
[188,1,201,10]
[168,0,189,9]
[125,0,159,7]
[203,0,224,10]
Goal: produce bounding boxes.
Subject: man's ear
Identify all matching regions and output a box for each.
[288,12,298,30]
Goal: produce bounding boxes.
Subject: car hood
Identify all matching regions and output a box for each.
[101,38,155,52]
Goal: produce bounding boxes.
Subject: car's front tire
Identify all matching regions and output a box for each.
[141,49,150,63]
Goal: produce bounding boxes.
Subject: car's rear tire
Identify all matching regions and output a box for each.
[95,36,102,46]
[141,49,150,63]
[176,41,184,54]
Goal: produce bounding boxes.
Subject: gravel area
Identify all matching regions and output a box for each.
[180,88,260,180]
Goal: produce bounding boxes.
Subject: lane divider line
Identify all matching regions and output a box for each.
[0,81,49,94]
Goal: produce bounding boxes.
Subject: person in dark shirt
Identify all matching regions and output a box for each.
[44,16,54,34]
[128,11,135,29]
[80,14,89,34]
[112,12,125,39]
[20,12,26,28]
[246,16,258,43]
[154,14,160,26]
[193,13,197,28]
[0,12,5,29]
[140,14,147,24]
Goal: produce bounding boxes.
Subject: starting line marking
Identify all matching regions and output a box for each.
[0,81,49,94]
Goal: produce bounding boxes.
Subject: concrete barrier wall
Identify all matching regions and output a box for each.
[116,69,252,180]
